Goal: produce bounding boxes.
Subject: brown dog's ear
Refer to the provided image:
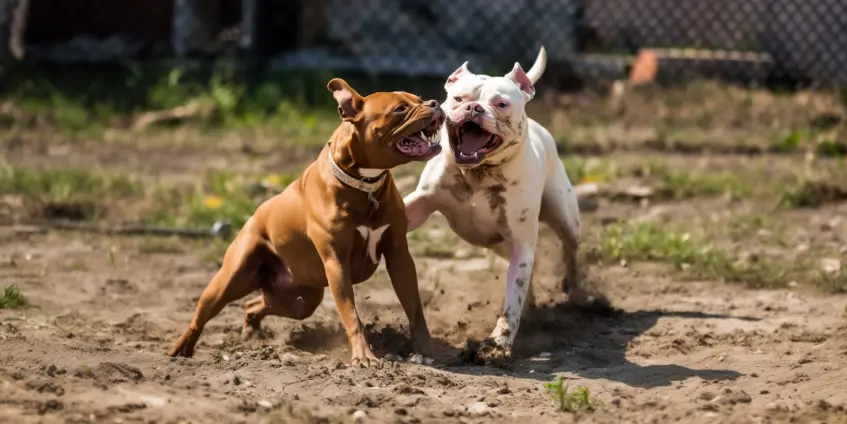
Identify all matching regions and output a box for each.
[327,78,364,121]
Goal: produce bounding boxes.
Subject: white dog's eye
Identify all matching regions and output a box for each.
[453,96,462,103]
[497,102,509,108]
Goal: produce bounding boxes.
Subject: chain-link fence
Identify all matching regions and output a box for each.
[6,0,847,86]
[274,0,847,86]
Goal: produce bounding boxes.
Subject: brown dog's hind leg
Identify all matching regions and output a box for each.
[169,232,265,357]
[242,282,324,339]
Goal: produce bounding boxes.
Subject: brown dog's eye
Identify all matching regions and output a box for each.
[394,104,408,113]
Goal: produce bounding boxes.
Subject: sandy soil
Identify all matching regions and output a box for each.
[1,138,846,423]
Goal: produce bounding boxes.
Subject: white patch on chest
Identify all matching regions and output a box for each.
[356,224,390,264]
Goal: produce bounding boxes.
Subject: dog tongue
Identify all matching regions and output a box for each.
[459,125,490,154]
[397,134,432,156]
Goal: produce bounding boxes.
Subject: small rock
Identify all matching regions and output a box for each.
[45,365,58,377]
[394,408,408,416]
[383,353,402,362]
[611,398,622,407]
[467,401,488,415]
[352,410,367,423]
[620,185,654,199]
[257,400,273,409]
[232,375,242,386]
[820,258,842,275]
[407,354,434,366]
[538,352,551,358]
[279,353,300,366]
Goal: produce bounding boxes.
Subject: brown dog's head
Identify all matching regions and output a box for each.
[328,78,444,169]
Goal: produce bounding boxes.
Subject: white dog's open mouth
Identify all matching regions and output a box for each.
[396,116,443,158]
[450,121,503,165]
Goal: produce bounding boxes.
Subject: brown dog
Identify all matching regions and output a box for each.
[168,79,444,366]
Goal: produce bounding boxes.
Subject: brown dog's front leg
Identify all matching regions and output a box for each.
[318,242,377,367]
[384,228,434,360]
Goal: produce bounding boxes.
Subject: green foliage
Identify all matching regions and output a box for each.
[544,376,600,413]
[0,284,29,309]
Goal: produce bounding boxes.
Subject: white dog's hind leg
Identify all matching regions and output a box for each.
[540,166,583,301]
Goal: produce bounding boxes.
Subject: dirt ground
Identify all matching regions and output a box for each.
[2,103,847,423]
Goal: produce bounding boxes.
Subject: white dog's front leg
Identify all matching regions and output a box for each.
[403,191,435,232]
[489,219,539,355]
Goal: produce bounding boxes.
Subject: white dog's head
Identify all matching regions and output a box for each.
[442,47,547,168]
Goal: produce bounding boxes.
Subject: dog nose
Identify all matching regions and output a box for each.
[464,103,485,114]
[425,99,439,108]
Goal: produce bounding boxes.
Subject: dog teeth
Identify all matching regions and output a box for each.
[421,129,440,146]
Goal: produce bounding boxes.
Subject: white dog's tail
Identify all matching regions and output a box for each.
[526,46,547,84]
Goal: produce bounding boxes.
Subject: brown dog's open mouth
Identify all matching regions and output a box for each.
[449,121,503,165]
[396,115,443,158]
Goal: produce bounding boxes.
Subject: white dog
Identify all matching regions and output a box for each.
[404,47,583,357]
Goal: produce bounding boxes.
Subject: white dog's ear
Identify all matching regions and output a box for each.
[505,62,536,101]
[445,61,472,91]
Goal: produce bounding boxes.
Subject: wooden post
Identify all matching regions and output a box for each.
[0,0,28,72]
[172,0,220,57]
[240,0,264,70]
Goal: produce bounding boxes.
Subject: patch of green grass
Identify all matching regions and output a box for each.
[544,376,601,413]
[562,157,621,184]
[1,65,382,147]
[813,271,847,294]
[773,129,807,152]
[0,164,142,203]
[634,161,749,200]
[778,179,847,209]
[149,170,298,230]
[598,221,789,287]
[0,284,29,309]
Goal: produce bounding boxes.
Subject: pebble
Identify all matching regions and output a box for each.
[352,410,367,423]
[407,354,434,366]
[820,258,842,275]
[467,401,488,415]
[257,400,273,409]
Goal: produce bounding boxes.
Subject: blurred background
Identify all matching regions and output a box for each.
[0,0,845,270]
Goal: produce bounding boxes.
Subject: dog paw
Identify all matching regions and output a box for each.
[351,357,384,369]
[463,338,513,368]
